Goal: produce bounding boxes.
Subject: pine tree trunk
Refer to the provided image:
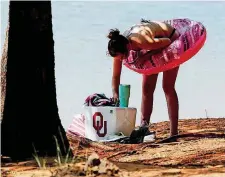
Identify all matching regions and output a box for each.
[1,1,72,161]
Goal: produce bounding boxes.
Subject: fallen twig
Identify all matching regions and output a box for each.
[156,133,225,144]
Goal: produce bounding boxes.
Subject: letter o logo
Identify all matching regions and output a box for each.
[93,112,107,137]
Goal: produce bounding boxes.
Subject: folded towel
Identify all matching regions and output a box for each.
[84,93,118,107]
[67,114,85,137]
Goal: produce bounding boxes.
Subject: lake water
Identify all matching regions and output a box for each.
[1,1,225,129]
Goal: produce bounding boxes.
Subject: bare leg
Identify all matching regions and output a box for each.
[162,67,179,136]
[141,74,158,126]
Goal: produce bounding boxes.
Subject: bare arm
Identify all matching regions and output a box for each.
[112,57,122,96]
[131,32,171,51]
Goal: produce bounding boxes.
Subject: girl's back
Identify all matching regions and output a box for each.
[124,20,175,39]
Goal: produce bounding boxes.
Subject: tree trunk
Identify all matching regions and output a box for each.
[1,1,72,161]
[1,26,9,121]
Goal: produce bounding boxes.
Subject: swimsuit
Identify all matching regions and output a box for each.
[169,28,176,39]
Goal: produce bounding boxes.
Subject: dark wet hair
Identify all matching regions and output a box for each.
[107,29,129,57]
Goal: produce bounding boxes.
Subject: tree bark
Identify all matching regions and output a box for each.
[1,1,72,161]
[1,26,9,121]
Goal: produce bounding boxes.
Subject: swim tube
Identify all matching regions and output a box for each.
[123,18,207,75]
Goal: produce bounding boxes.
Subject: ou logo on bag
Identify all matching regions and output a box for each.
[93,112,107,137]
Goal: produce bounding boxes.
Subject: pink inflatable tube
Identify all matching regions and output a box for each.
[123,18,207,75]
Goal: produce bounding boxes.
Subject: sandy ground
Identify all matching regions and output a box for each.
[1,118,225,177]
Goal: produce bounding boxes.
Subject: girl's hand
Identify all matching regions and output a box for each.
[113,92,119,103]
[111,92,119,106]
